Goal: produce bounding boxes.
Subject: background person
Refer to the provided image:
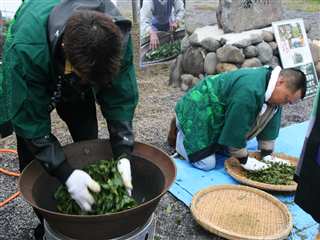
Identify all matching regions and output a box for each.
[140,0,184,49]
[295,87,320,239]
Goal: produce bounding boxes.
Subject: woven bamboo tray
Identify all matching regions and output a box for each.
[225,152,298,192]
[191,185,292,240]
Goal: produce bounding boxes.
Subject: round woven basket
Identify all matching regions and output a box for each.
[225,152,298,192]
[191,185,292,240]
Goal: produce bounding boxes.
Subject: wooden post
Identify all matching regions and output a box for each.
[132,0,138,24]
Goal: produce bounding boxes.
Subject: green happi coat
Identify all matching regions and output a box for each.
[0,0,138,139]
[175,67,281,162]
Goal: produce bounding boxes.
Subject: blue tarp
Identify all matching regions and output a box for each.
[169,121,319,239]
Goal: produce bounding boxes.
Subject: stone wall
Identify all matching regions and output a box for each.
[169,25,320,91]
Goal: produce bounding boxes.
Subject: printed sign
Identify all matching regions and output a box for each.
[273,18,318,97]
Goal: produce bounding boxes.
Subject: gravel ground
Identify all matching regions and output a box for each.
[0,3,319,240]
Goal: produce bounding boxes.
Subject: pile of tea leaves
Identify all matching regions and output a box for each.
[246,162,296,185]
[54,159,137,215]
[144,40,181,61]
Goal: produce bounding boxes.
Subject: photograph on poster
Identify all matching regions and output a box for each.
[278,22,305,49]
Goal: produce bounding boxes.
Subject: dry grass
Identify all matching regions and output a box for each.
[187,0,319,13]
[282,0,320,12]
[193,5,217,11]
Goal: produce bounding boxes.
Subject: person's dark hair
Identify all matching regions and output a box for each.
[280,68,307,99]
[63,11,122,86]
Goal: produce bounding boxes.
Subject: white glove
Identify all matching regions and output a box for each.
[241,157,270,171]
[117,158,133,196]
[65,169,101,212]
[262,155,291,166]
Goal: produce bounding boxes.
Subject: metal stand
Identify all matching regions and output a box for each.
[43,214,156,240]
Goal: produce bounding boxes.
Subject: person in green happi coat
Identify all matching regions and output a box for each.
[168,66,306,171]
[0,0,138,239]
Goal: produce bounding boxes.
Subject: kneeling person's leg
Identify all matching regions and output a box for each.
[176,128,216,171]
[192,154,216,171]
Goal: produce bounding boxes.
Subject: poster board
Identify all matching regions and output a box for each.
[273,18,318,97]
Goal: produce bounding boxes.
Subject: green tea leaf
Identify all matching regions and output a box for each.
[54,159,137,215]
[145,40,181,61]
[246,162,296,185]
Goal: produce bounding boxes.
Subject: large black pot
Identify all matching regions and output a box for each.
[19,139,176,240]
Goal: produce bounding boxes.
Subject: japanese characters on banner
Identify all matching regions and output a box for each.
[273,18,318,97]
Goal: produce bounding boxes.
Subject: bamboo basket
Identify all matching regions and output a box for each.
[191,185,292,240]
[225,152,298,192]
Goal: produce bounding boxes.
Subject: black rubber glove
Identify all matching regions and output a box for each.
[0,121,13,139]
[260,149,273,158]
[25,134,73,183]
[237,156,248,164]
[107,120,134,159]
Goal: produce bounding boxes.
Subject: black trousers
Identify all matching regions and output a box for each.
[16,89,98,225]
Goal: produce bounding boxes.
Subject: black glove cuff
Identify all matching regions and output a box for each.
[238,156,248,164]
[52,161,74,183]
[107,120,134,159]
[260,149,273,158]
[0,121,13,139]
[114,146,132,160]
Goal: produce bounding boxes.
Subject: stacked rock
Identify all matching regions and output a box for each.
[169,25,320,91]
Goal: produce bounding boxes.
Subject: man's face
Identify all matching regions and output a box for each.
[268,76,302,106]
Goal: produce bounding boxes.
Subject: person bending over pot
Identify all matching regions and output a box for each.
[168,66,306,171]
[0,0,138,238]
